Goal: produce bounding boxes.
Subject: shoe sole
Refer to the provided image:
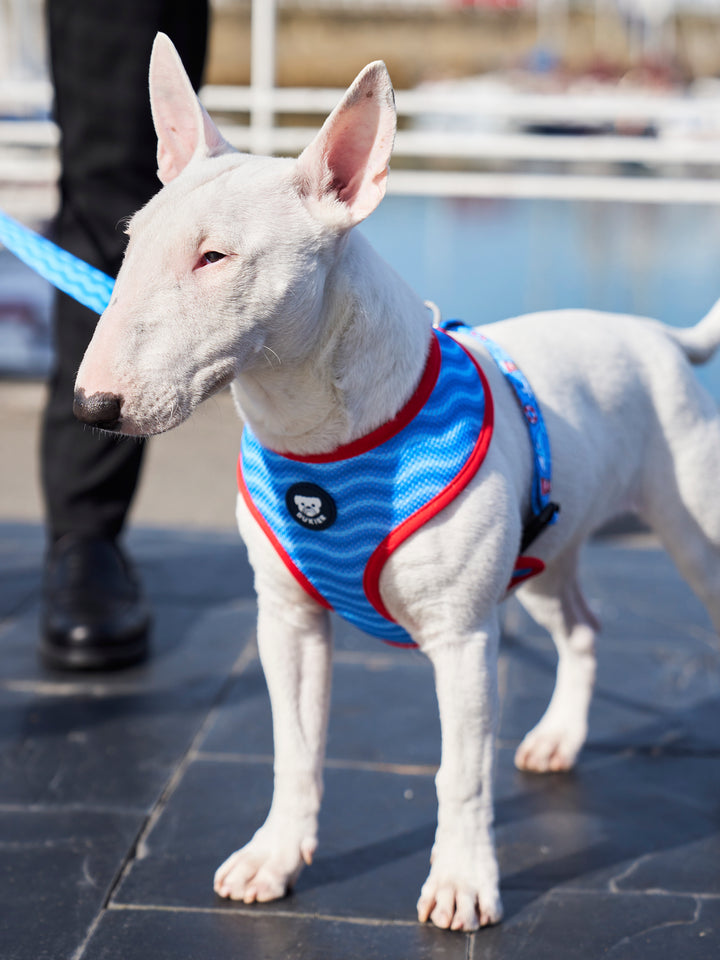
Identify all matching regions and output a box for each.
[40,632,150,672]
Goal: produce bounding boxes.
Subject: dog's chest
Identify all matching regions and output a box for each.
[238,329,493,646]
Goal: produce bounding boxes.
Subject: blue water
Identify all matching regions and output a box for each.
[361,196,720,398]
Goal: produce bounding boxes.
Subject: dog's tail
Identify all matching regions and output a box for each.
[666,296,720,365]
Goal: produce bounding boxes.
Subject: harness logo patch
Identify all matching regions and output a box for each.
[286,482,337,531]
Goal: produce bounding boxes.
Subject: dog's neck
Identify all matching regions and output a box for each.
[231,231,432,456]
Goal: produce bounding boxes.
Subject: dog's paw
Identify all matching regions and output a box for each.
[416,863,503,931]
[213,826,317,904]
[514,724,584,773]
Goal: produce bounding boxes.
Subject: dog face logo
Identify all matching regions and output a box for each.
[294,494,322,519]
[285,482,336,531]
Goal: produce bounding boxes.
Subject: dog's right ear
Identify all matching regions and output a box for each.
[149,33,232,184]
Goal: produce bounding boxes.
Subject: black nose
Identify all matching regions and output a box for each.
[73,389,122,429]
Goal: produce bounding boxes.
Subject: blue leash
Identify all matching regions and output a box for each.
[0,209,114,315]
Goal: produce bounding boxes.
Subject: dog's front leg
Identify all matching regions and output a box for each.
[214,597,332,903]
[417,614,503,931]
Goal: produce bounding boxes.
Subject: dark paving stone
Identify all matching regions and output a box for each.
[200,653,441,768]
[499,545,720,754]
[611,835,720,896]
[580,544,715,637]
[498,627,720,754]
[330,612,425,656]
[113,758,439,924]
[196,656,273,755]
[0,523,44,621]
[473,889,717,960]
[494,749,720,895]
[1,526,718,957]
[111,758,275,909]
[0,602,255,806]
[326,655,440,766]
[84,906,469,960]
[127,527,255,604]
[0,807,142,960]
[105,741,720,955]
[505,544,715,647]
[112,742,720,920]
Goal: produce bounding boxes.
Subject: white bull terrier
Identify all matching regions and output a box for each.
[74,34,720,931]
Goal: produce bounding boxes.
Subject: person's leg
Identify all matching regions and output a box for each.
[41,0,209,669]
[42,0,209,541]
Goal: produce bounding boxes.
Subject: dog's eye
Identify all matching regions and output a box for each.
[202,251,226,265]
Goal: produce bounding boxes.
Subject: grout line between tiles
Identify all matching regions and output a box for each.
[0,801,147,817]
[106,900,426,928]
[510,886,720,901]
[106,888,720,929]
[194,750,439,777]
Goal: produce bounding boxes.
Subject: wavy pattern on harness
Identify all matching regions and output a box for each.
[241,330,489,644]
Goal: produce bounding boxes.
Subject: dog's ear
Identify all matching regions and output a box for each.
[296,61,396,228]
[149,32,232,185]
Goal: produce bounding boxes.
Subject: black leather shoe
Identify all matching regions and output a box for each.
[41,535,151,671]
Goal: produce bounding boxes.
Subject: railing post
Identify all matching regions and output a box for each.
[250,0,277,156]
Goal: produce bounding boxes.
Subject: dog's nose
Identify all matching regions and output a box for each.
[73,389,122,429]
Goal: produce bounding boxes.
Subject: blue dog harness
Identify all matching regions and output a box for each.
[240,323,559,647]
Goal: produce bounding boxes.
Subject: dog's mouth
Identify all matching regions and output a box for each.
[74,365,237,438]
[73,386,175,438]
[197,365,236,404]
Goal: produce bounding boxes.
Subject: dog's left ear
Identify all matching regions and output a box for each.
[149,32,233,185]
[296,61,396,228]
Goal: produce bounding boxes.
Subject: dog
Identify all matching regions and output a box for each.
[73,34,720,931]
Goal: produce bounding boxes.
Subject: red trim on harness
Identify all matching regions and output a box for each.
[237,457,332,610]
[509,555,545,589]
[275,333,441,464]
[363,340,495,622]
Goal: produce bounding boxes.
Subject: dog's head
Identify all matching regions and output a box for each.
[74,34,396,437]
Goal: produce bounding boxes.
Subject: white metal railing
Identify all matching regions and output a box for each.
[4,0,720,217]
[3,78,720,211]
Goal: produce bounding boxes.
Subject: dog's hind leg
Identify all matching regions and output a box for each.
[512,548,599,773]
[637,395,720,634]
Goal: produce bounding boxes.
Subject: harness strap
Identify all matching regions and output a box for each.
[438,319,560,551]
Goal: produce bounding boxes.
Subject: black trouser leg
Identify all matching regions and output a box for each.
[41,0,209,541]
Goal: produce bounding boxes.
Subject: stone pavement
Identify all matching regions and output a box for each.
[1,515,719,960]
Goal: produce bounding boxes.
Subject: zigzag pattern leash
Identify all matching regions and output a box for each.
[0,209,114,315]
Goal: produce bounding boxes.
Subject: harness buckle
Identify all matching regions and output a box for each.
[521,501,560,553]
